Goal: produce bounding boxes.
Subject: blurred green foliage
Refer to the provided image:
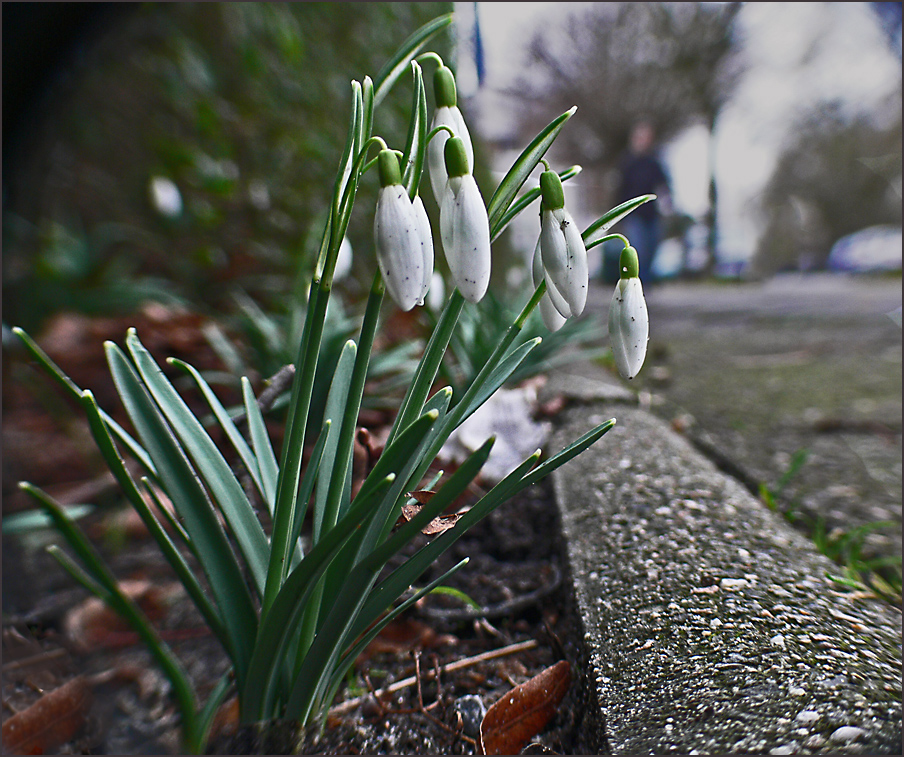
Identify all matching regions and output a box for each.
[3,2,453,332]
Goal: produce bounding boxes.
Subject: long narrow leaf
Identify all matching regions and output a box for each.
[106,342,257,689]
[289,420,331,561]
[519,418,616,489]
[282,437,492,723]
[22,484,202,752]
[388,289,465,446]
[491,166,582,243]
[344,438,494,647]
[241,377,279,512]
[266,281,329,613]
[313,340,357,543]
[372,13,453,105]
[356,451,541,631]
[12,327,156,476]
[170,359,266,504]
[125,331,269,597]
[401,61,427,197]
[243,472,397,721]
[582,194,656,244]
[487,107,577,233]
[79,389,226,642]
[319,558,470,725]
[406,338,541,500]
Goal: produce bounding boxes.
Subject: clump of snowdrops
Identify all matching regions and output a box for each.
[14,14,653,753]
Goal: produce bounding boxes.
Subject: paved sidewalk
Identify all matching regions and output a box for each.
[545,373,902,754]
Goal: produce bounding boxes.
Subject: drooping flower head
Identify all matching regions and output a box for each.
[439,136,491,304]
[608,245,649,380]
[428,65,474,204]
[538,169,589,318]
[532,240,566,332]
[374,150,431,311]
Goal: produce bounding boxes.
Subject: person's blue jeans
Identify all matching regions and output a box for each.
[620,215,660,285]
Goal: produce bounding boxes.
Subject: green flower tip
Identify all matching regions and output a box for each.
[377,150,402,187]
[444,136,470,177]
[619,245,640,279]
[540,170,565,210]
[433,65,457,108]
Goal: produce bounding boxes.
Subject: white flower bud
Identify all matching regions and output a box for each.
[532,241,566,332]
[374,183,424,312]
[440,173,491,304]
[540,206,588,318]
[333,235,353,282]
[412,194,435,306]
[608,246,649,380]
[428,105,474,203]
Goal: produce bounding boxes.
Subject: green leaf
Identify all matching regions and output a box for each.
[12,327,156,475]
[487,107,577,233]
[241,377,279,512]
[125,330,269,598]
[242,472,396,721]
[357,451,541,633]
[287,439,493,722]
[319,557,470,724]
[22,484,202,752]
[401,61,428,198]
[105,341,257,689]
[2,505,94,534]
[518,418,616,489]
[170,360,266,504]
[266,281,329,614]
[345,438,494,645]
[79,389,226,641]
[372,13,454,106]
[491,166,582,243]
[582,195,656,245]
[313,340,357,543]
[388,289,465,446]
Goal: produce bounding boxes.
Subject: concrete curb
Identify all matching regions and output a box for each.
[544,368,902,755]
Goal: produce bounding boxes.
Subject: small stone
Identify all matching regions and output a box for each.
[830,726,866,743]
[720,578,748,590]
[770,745,795,755]
[804,735,826,749]
[789,687,806,696]
[453,695,486,739]
[795,710,820,723]
[770,634,785,648]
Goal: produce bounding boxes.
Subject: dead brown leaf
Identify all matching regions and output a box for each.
[63,580,173,652]
[358,618,457,664]
[478,660,571,755]
[395,494,462,536]
[1,676,92,755]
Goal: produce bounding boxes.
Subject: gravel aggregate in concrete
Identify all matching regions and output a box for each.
[549,400,902,754]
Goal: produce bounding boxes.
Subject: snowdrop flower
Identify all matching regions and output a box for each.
[149,176,182,218]
[427,65,473,204]
[411,194,434,305]
[333,234,353,282]
[532,240,566,332]
[608,245,649,380]
[439,136,491,304]
[538,169,588,318]
[374,150,430,311]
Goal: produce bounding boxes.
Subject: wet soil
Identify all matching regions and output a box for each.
[3,479,591,755]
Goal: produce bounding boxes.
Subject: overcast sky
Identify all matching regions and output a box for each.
[454,2,902,266]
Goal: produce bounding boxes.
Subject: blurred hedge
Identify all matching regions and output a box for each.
[3,2,454,332]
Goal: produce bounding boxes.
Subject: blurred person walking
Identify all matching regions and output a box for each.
[615,121,671,285]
